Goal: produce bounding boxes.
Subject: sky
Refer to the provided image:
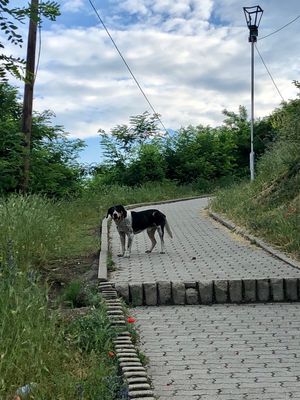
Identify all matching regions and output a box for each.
[4,0,300,165]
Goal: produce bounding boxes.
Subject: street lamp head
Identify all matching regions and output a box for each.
[243,5,263,42]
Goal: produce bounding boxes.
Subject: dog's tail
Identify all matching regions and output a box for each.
[165,218,173,239]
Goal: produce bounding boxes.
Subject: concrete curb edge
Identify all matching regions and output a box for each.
[125,194,210,210]
[98,217,108,281]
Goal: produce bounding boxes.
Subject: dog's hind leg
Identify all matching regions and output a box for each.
[157,225,165,254]
[146,227,157,253]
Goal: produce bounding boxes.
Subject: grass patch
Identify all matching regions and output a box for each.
[211,141,300,259]
[0,263,123,399]
[0,195,63,270]
[62,280,86,308]
[61,281,104,309]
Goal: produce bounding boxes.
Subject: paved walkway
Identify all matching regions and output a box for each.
[107,198,300,399]
[110,198,300,283]
[133,304,300,400]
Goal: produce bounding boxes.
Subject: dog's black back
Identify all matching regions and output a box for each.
[131,209,166,233]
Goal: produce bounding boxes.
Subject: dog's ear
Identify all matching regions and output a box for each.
[119,205,127,218]
[106,207,113,218]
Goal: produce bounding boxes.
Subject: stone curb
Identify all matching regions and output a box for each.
[209,210,300,270]
[98,196,210,281]
[98,282,155,400]
[125,194,210,210]
[98,217,108,281]
[114,278,300,305]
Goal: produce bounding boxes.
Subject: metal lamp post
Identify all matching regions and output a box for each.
[243,5,263,181]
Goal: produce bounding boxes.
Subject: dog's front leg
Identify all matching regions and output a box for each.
[157,226,165,254]
[118,232,126,257]
[124,231,134,258]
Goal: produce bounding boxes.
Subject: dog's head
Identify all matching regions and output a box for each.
[106,205,127,222]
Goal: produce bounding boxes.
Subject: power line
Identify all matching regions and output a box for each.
[259,15,300,40]
[87,0,168,134]
[255,43,285,102]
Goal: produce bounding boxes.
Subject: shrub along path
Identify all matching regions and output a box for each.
[106,198,300,399]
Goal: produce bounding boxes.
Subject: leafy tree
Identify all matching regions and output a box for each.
[0,83,23,191]
[99,111,161,168]
[163,125,237,184]
[29,111,86,197]
[0,83,85,197]
[221,105,276,176]
[29,138,85,197]
[0,0,60,81]
[125,142,167,186]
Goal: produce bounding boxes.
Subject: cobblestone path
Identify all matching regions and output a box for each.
[133,304,300,400]
[110,198,300,283]
[107,198,300,399]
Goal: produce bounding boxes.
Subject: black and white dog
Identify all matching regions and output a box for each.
[106,205,173,258]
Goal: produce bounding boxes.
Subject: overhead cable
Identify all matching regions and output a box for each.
[255,44,285,102]
[88,0,168,134]
[259,15,300,40]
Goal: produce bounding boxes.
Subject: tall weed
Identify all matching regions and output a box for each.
[0,195,63,270]
[0,263,121,399]
[0,265,74,398]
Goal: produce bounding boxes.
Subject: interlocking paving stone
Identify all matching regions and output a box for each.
[109,198,300,284]
[132,304,300,400]
[105,199,300,399]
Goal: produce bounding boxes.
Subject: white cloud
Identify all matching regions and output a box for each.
[119,0,150,16]
[62,0,85,13]
[5,0,298,147]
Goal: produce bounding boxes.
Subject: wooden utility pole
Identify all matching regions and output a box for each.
[20,0,39,193]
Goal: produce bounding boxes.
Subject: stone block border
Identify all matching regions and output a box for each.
[99,282,155,400]
[114,278,300,305]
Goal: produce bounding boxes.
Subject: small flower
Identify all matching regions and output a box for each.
[127,316,136,324]
[108,351,115,358]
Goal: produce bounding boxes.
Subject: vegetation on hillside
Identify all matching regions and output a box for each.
[211,82,300,259]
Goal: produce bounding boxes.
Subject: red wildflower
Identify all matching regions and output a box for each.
[108,351,115,358]
[127,316,136,324]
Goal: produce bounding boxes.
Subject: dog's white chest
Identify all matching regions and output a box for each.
[116,212,132,234]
